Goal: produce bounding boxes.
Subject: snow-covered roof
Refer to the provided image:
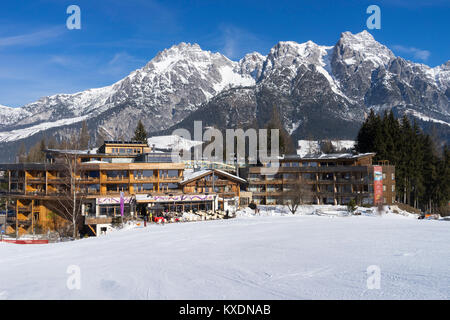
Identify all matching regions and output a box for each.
[214,169,247,183]
[181,169,246,185]
[284,152,375,161]
[181,169,210,183]
[45,148,91,155]
[82,160,109,164]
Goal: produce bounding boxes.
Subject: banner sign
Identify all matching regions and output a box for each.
[97,196,132,205]
[136,194,215,203]
[373,166,383,205]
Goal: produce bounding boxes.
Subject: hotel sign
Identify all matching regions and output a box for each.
[97,197,132,205]
[136,194,215,203]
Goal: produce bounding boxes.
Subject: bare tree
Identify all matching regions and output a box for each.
[46,153,85,239]
[282,179,308,214]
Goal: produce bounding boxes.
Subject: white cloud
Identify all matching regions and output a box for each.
[0,27,65,48]
[215,25,266,60]
[392,45,431,61]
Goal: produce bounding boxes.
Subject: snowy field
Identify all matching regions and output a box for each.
[0,208,449,300]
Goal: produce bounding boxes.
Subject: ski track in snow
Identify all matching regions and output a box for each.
[0,214,449,299]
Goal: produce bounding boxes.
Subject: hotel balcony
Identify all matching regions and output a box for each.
[130,177,158,183]
[78,177,100,184]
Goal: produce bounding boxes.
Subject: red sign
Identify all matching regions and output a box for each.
[1,239,48,244]
[373,166,383,205]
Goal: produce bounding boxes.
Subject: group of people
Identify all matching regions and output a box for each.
[141,208,170,226]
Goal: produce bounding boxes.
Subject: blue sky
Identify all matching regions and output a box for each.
[0,0,449,107]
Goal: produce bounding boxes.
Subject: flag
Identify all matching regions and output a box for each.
[120,192,124,217]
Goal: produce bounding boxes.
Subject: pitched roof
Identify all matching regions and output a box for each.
[180,169,246,185]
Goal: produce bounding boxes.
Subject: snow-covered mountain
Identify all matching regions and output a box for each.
[0,31,449,161]
[0,42,255,143]
[167,30,449,141]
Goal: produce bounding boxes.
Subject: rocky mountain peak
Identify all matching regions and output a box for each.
[238,52,266,80]
[336,30,394,68]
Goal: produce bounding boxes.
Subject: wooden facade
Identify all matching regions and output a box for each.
[180,170,247,210]
[0,142,247,236]
[248,153,396,206]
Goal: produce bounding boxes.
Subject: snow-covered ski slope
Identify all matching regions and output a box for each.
[0,212,449,299]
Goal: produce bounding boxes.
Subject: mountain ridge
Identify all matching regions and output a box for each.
[0,30,449,162]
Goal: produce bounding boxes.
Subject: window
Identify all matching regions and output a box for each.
[106,184,128,192]
[87,184,100,193]
[392,185,395,192]
[106,171,128,180]
[383,173,386,179]
[143,184,154,191]
[168,183,178,190]
[134,170,154,179]
[392,173,395,180]
[383,185,386,191]
[248,174,260,181]
[167,170,178,178]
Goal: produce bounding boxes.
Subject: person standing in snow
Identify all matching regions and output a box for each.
[143,212,148,227]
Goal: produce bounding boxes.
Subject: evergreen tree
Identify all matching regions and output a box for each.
[47,136,58,149]
[435,145,450,208]
[421,134,438,211]
[79,121,90,149]
[265,106,295,155]
[355,110,450,211]
[17,142,27,163]
[25,138,46,163]
[132,120,148,144]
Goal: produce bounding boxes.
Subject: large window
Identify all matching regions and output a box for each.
[100,204,131,217]
[106,184,128,193]
[83,184,100,194]
[282,173,297,180]
[320,173,333,181]
[303,173,315,181]
[159,183,178,191]
[134,183,154,192]
[159,170,179,178]
[106,171,128,180]
[248,174,261,181]
[134,170,154,180]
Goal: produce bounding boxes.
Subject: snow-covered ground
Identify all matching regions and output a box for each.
[0,207,449,300]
